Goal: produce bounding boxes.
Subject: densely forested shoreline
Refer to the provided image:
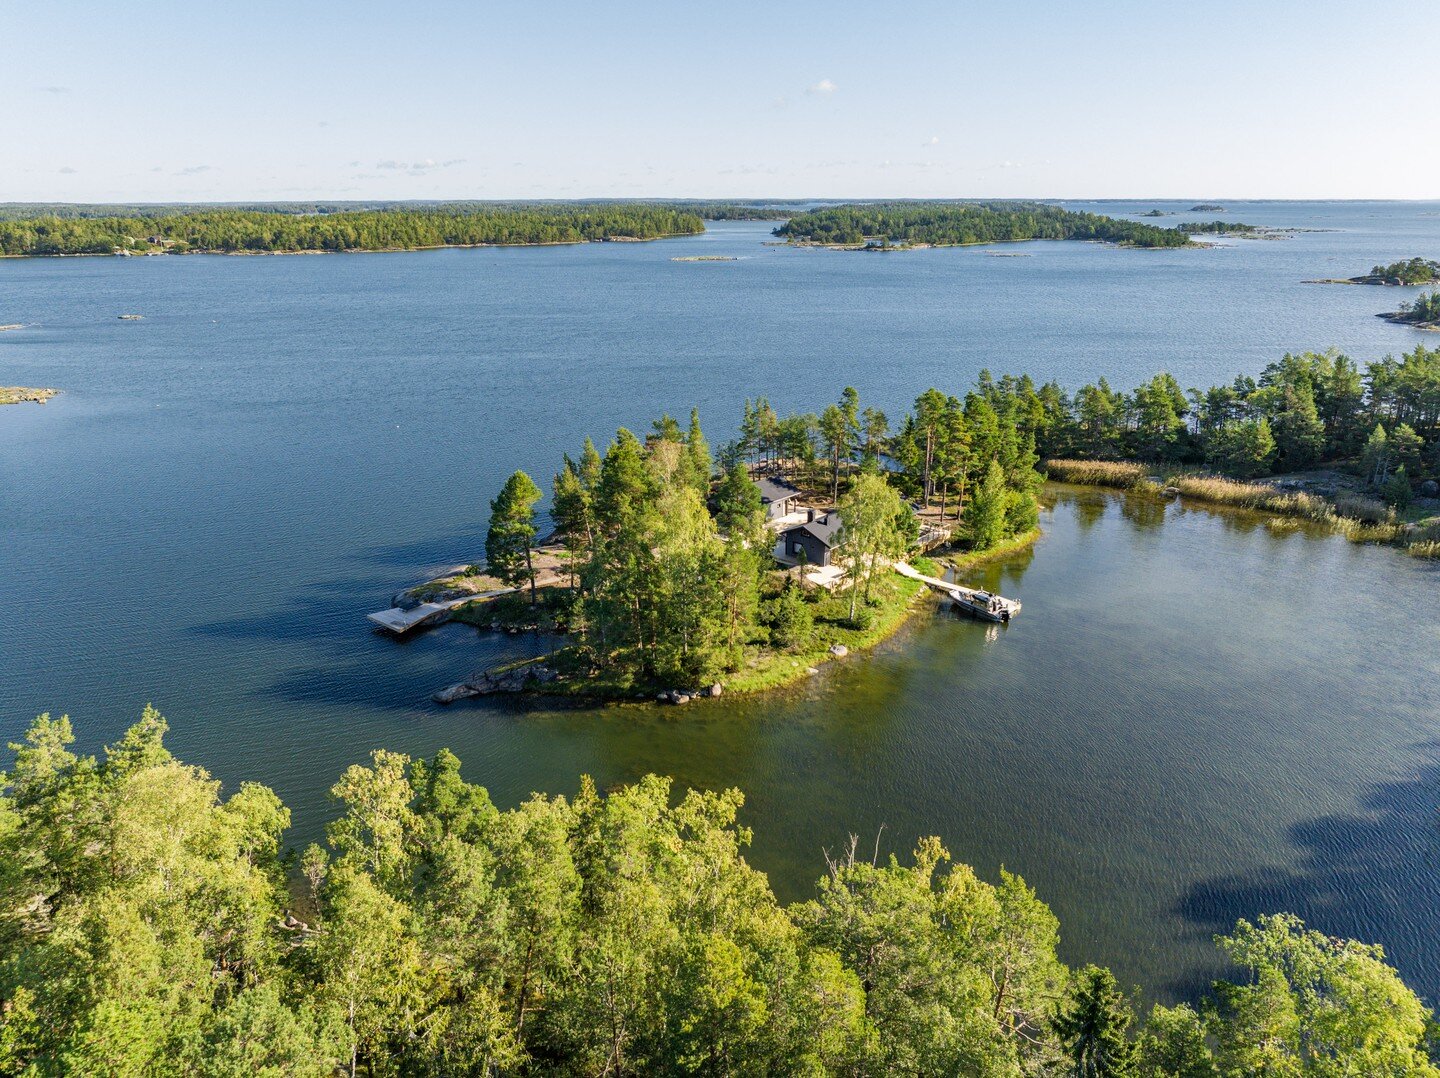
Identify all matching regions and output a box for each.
[4,709,1437,1076]
[0,205,705,256]
[773,202,1196,249]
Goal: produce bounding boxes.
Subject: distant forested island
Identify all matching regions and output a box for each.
[1190,203,1226,212]
[1177,220,1262,235]
[772,202,1197,249]
[1314,258,1440,287]
[0,204,705,256]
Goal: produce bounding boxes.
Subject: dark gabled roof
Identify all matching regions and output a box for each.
[782,511,844,548]
[755,476,802,505]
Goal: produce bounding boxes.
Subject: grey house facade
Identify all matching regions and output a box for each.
[756,477,802,520]
[780,510,843,567]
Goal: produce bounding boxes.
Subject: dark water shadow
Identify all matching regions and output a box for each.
[1173,745,1440,1002]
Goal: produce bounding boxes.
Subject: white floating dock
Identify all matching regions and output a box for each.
[367,588,515,634]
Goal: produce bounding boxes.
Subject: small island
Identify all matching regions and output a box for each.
[0,386,58,405]
[1307,258,1440,287]
[1179,220,1263,236]
[371,384,1043,704]
[1379,291,1440,330]
[1190,203,1226,212]
[774,201,1197,250]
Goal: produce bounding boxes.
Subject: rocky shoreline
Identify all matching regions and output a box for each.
[0,387,58,405]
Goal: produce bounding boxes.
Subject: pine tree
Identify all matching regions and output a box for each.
[485,471,542,605]
[1270,383,1325,470]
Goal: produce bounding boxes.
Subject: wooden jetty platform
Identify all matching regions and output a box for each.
[893,561,1021,624]
[368,588,514,635]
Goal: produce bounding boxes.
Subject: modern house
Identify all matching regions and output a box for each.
[779,509,843,567]
[756,476,803,520]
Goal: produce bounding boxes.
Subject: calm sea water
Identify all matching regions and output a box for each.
[3,202,1439,1000]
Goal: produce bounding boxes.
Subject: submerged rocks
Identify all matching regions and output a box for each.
[659,685,722,704]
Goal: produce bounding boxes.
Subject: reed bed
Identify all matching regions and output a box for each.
[1333,492,1390,524]
[1048,461,1426,554]
[1333,517,1405,543]
[1170,476,1334,522]
[1043,459,1154,490]
[1406,540,1440,560]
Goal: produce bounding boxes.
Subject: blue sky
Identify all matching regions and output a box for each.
[6,0,1438,201]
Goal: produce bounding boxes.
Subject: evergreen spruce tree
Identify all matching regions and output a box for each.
[963,460,1008,551]
[1054,966,1138,1078]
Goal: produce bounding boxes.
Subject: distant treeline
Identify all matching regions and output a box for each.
[0,205,705,255]
[662,201,800,221]
[773,201,1195,249]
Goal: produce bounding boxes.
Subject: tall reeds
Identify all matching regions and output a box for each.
[1043,459,1154,490]
[1170,476,1334,522]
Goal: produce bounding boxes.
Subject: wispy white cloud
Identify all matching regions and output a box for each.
[37,85,70,95]
[375,158,466,175]
[924,135,940,147]
[806,78,838,95]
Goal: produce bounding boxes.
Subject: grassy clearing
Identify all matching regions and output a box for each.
[1043,459,1156,490]
[719,568,931,696]
[945,528,1041,572]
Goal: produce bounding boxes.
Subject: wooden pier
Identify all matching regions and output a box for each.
[893,561,1021,623]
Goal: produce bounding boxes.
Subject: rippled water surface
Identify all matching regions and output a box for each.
[4,202,1439,999]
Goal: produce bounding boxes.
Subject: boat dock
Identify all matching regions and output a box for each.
[367,588,514,634]
[893,561,1021,623]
